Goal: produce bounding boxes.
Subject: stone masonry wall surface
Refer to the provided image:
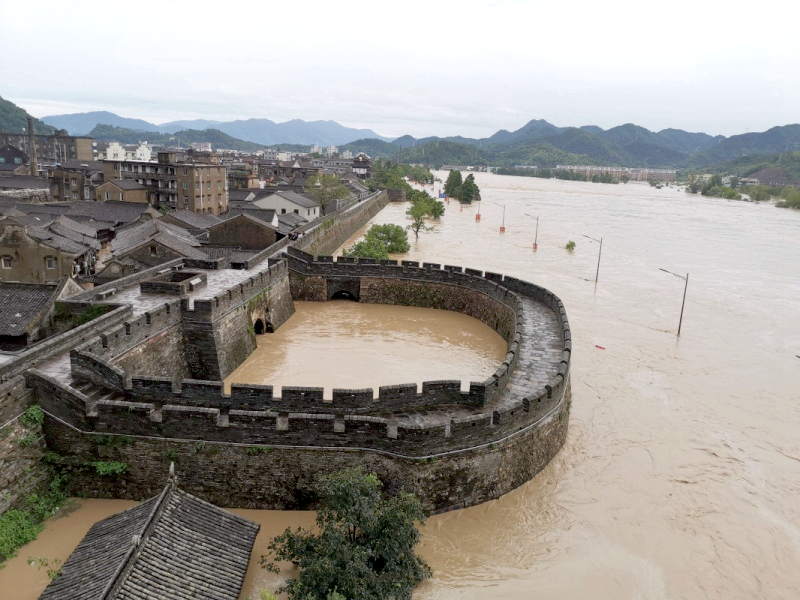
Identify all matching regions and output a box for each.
[43,386,569,513]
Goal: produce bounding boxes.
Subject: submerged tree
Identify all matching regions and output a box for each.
[443,169,463,197]
[342,224,410,259]
[262,466,431,600]
[405,190,445,239]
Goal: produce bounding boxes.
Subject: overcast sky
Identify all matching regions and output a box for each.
[2,0,797,139]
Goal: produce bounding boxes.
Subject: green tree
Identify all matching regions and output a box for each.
[342,224,410,259]
[262,466,431,600]
[405,190,444,239]
[443,170,462,197]
[406,201,432,240]
[456,173,480,203]
[304,174,350,205]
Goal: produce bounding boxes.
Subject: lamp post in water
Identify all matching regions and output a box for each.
[493,202,506,233]
[525,213,539,250]
[659,268,689,336]
[475,199,481,221]
[582,234,602,282]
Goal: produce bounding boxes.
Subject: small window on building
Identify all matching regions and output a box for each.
[105,191,110,201]
[281,208,286,214]
[150,245,157,257]
[183,167,188,175]
[294,209,299,214]
[45,256,57,270]
[183,182,188,189]
[1,256,11,269]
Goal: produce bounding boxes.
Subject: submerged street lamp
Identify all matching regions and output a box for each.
[582,234,602,283]
[659,268,689,336]
[493,201,506,233]
[525,213,539,250]
[475,199,481,221]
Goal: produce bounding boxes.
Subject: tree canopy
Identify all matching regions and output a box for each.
[406,189,445,239]
[262,466,431,600]
[342,224,410,259]
[304,174,351,204]
[443,170,481,203]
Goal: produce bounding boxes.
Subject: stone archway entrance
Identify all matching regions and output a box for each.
[327,278,360,301]
[330,290,357,301]
[254,319,265,334]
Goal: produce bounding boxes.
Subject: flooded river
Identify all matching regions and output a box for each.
[3,174,799,599]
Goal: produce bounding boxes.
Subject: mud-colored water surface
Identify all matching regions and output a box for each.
[3,174,799,600]
[224,301,508,395]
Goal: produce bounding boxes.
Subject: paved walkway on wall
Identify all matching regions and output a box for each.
[397,295,564,426]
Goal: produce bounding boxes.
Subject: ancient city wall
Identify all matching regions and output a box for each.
[42,395,569,513]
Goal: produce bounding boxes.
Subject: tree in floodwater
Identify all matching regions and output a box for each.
[343,224,410,259]
[405,190,445,239]
[443,170,462,197]
[261,466,431,600]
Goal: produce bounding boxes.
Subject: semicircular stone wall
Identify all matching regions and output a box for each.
[32,248,571,512]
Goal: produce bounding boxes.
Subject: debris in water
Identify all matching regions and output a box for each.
[595,345,606,350]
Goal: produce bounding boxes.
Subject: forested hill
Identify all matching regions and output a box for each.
[0,95,55,134]
[380,121,800,170]
[88,125,267,152]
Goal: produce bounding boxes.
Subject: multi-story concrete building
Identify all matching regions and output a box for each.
[0,132,94,168]
[49,160,104,202]
[102,152,228,215]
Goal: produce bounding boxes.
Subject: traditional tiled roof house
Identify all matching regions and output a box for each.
[39,471,260,600]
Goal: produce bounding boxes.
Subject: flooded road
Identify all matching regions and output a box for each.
[3,174,799,600]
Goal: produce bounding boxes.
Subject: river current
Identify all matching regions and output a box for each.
[2,174,798,599]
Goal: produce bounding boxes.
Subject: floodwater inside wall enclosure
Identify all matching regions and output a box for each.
[2,173,799,600]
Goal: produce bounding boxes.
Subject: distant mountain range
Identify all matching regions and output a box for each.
[2,96,799,171]
[385,120,800,170]
[41,111,391,146]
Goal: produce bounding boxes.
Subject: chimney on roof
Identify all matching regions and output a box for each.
[27,116,38,177]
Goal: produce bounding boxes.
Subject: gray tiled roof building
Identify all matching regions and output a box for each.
[39,476,260,600]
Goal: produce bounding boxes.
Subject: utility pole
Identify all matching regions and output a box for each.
[525,214,539,250]
[582,234,602,282]
[659,269,689,335]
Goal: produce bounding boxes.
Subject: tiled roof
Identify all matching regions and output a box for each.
[48,222,101,250]
[162,210,222,230]
[27,226,91,255]
[0,176,49,190]
[272,190,319,209]
[113,220,200,254]
[52,215,101,238]
[66,201,155,226]
[105,179,149,191]
[224,208,277,227]
[40,480,259,600]
[0,282,59,337]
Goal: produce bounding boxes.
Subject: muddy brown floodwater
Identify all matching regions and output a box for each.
[3,173,799,600]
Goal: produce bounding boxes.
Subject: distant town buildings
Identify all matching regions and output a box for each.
[0,131,93,169]
[555,165,677,182]
[103,152,228,215]
[99,141,152,162]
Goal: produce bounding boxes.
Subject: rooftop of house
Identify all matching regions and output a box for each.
[262,190,319,209]
[162,209,222,231]
[113,219,204,257]
[104,178,150,191]
[27,225,92,255]
[0,176,49,190]
[39,475,260,600]
[0,282,60,337]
